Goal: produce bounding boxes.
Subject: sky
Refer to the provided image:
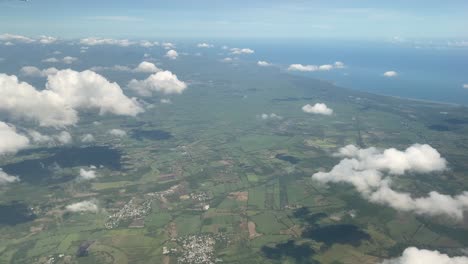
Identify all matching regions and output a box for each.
[0,0,467,40]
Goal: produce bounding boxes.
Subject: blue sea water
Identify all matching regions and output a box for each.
[228,40,468,105]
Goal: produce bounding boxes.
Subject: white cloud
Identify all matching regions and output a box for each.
[140,40,159,47]
[259,113,282,120]
[0,33,35,43]
[257,61,272,67]
[463,84,468,89]
[134,61,161,73]
[319,64,334,71]
[79,168,97,180]
[80,37,134,47]
[197,43,214,48]
[128,70,187,96]
[312,144,468,219]
[160,98,172,104]
[162,42,175,49]
[81,134,95,143]
[56,131,72,144]
[0,169,19,185]
[38,36,57,44]
[288,64,318,72]
[0,71,142,127]
[46,69,144,118]
[334,61,345,68]
[20,66,59,77]
[28,130,72,146]
[108,129,127,137]
[230,48,254,55]
[384,71,398,77]
[289,62,345,72]
[42,58,59,63]
[222,57,233,62]
[0,74,77,127]
[381,247,468,264]
[42,57,77,64]
[65,200,98,213]
[165,49,179,59]
[302,103,333,115]
[90,65,132,72]
[62,56,78,64]
[0,122,29,155]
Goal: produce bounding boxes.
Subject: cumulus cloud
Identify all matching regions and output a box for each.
[20,66,59,77]
[257,61,272,67]
[230,48,254,55]
[42,57,77,64]
[302,103,333,115]
[259,113,282,120]
[0,122,29,155]
[0,70,142,127]
[90,61,160,73]
[79,168,97,180]
[162,42,175,49]
[0,169,20,185]
[108,129,127,137]
[165,49,179,59]
[46,69,143,117]
[81,134,95,143]
[134,61,161,73]
[140,40,159,47]
[0,33,34,43]
[381,247,468,264]
[222,57,234,62]
[28,130,72,146]
[38,36,57,44]
[384,71,398,77]
[80,37,134,47]
[197,43,214,48]
[65,200,98,213]
[128,70,187,96]
[160,98,172,104]
[288,62,345,72]
[312,144,468,219]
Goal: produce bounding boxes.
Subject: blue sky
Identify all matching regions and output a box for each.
[0,0,467,40]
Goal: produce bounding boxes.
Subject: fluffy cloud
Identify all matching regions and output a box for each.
[165,49,179,59]
[79,168,97,180]
[128,70,187,96]
[28,130,72,145]
[46,69,143,117]
[90,61,160,73]
[108,129,127,137]
[288,62,345,72]
[42,57,77,64]
[381,247,468,264]
[0,169,19,185]
[463,84,468,89]
[0,122,30,155]
[81,134,95,143]
[259,113,282,120]
[197,43,214,48]
[162,42,175,49]
[0,33,34,43]
[0,70,142,127]
[302,103,333,115]
[230,48,254,55]
[384,71,398,77]
[65,200,98,213]
[222,57,233,62]
[38,36,57,44]
[20,66,59,77]
[257,61,272,67]
[312,144,468,219]
[160,98,172,104]
[80,37,134,47]
[140,40,159,47]
[134,61,161,73]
